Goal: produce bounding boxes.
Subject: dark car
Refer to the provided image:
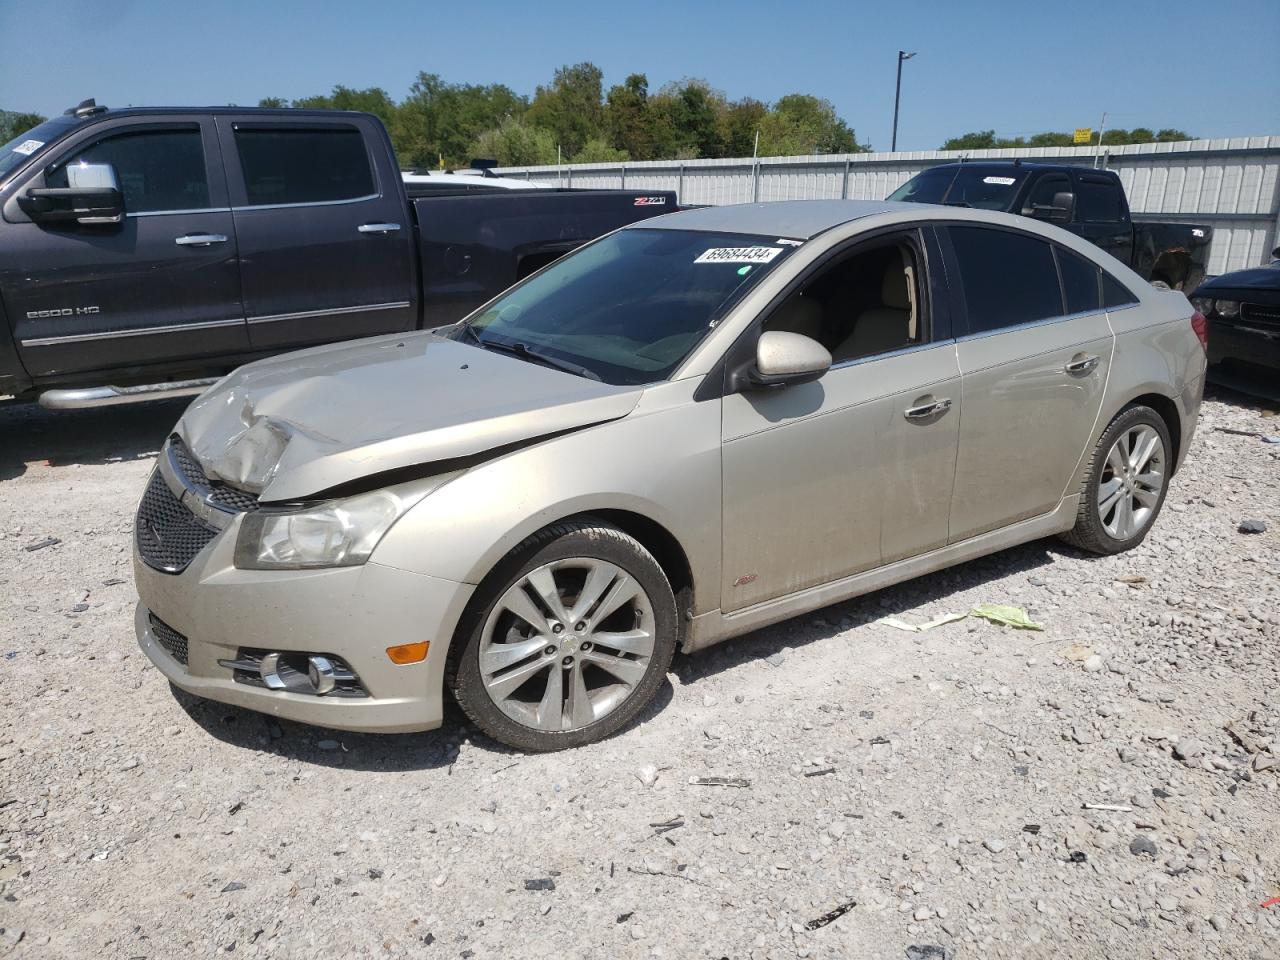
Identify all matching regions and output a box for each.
[888,162,1213,292]
[1192,246,1280,393]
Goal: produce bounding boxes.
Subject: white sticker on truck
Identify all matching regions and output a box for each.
[11,139,44,156]
[694,246,783,264]
[982,176,1016,185]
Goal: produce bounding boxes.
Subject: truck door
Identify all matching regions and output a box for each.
[218,115,417,349]
[1070,173,1133,266]
[0,117,247,378]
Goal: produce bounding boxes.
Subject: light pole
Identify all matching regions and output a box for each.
[891,50,916,152]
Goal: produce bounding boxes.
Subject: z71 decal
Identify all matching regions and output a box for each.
[633,196,667,206]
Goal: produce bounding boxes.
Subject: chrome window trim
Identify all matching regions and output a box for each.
[19,317,245,347]
[127,206,232,218]
[828,337,955,371]
[953,307,1109,344]
[231,193,380,212]
[246,301,410,325]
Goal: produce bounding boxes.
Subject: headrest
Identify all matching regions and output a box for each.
[881,255,911,310]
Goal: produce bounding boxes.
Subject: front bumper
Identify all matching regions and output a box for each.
[134,521,474,734]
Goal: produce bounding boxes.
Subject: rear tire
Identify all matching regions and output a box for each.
[449,519,678,752]
[1060,404,1172,555]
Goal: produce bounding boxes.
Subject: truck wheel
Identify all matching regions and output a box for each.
[449,519,678,751]
[1060,405,1172,555]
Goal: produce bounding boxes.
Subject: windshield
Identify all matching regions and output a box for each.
[458,228,796,385]
[889,166,1029,211]
[0,116,77,180]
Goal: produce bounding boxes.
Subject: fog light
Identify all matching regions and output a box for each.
[308,656,337,695]
[386,641,430,665]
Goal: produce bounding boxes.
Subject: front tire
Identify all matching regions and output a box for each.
[449,519,678,751]
[1061,404,1172,555]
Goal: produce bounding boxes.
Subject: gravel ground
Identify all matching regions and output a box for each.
[1,388,1278,960]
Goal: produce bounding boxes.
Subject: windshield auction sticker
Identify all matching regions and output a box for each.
[11,140,44,156]
[694,246,783,264]
[982,176,1016,186]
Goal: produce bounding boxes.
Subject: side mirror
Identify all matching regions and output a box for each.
[1026,190,1074,224]
[17,162,124,225]
[748,331,831,389]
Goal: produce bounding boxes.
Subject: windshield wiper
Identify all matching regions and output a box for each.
[469,335,602,382]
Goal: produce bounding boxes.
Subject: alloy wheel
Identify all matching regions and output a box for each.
[478,558,656,731]
[1097,424,1166,540]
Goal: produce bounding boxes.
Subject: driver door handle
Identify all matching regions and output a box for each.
[1065,355,1100,375]
[358,222,402,234]
[174,234,228,247]
[904,397,952,420]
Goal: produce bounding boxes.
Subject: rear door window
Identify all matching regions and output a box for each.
[46,126,209,213]
[234,126,375,206]
[947,225,1063,334]
[1055,246,1101,315]
[1075,176,1127,223]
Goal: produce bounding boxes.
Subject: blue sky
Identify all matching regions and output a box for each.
[2,0,1276,152]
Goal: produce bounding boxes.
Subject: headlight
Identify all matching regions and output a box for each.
[234,488,415,570]
[1189,296,1214,314]
[1214,299,1240,318]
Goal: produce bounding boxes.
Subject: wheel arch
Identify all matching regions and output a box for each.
[460,506,699,650]
[1118,390,1183,472]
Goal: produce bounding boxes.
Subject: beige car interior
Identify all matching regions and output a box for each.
[766,242,922,363]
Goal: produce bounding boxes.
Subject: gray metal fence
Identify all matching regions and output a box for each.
[497,137,1280,276]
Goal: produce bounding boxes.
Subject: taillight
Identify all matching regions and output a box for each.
[1190,311,1209,349]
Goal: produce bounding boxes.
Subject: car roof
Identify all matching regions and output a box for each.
[629,200,914,240]
[920,160,1119,178]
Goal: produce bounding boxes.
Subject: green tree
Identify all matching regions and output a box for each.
[526,62,605,157]
[718,97,768,157]
[257,97,288,108]
[942,127,1193,150]
[0,110,47,142]
[757,94,865,156]
[941,130,998,150]
[573,138,629,164]
[393,73,526,168]
[605,74,655,159]
[648,79,725,159]
[471,117,557,166]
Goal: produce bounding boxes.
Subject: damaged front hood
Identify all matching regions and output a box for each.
[179,331,643,502]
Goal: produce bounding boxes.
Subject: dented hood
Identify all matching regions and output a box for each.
[179,331,643,502]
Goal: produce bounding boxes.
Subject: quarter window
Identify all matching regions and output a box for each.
[1055,247,1101,315]
[46,126,209,213]
[948,226,1063,334]
[1076,178,1127,223]
[234,127,375,206]
[1102,270,1139,308]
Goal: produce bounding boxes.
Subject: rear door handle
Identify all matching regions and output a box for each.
[174,234,228,247]
[357,222,402,234]
[904,397,952,420]
[1065,354,1100,374]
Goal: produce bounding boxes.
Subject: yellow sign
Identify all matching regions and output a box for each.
[1073,128,1093,145]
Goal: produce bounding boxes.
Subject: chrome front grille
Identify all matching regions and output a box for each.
[135,436,260,574]
[149,614,189,666]
[1239,302,1280,329]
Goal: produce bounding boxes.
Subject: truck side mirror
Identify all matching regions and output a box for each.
[1027,190,1074,224]
[17,162,124,226]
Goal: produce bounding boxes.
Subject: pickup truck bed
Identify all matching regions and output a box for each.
[0,102,675,407]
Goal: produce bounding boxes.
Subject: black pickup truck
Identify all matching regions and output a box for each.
[888,161,1212,292]
[0,101,675,408]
